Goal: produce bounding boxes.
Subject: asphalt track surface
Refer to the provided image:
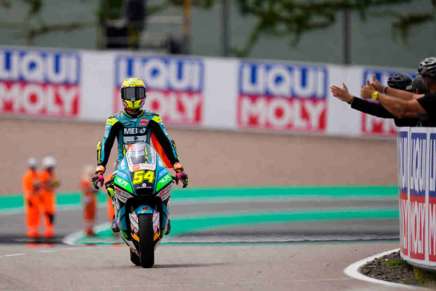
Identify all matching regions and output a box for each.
[0,187,405,291]
[0,119,402,290]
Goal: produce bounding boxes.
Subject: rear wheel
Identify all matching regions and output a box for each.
[138,214,155,268]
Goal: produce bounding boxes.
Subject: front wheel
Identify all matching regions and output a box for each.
[138,214,155,268]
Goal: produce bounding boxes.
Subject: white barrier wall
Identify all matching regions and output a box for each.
[0,46,417,138]
[398,127,436,270]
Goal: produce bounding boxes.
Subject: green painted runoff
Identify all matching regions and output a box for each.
[0,185,398,212]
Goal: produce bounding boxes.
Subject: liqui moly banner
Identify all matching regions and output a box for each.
[0,48,80,117]
[408,130,427,261]
[0,46,427,139]
[114,55,204,125]
[237,61,328,132]
[361,69,415,136]
[399,127,436,270]
[429,132,436,263]
[398,128,409,256]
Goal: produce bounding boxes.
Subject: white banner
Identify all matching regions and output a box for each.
[237,60,328,132]
[0,47,80,118]
[0,46,419,138]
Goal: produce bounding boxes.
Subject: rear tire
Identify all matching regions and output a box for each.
[138,214,155,268]
[130,249,140,266]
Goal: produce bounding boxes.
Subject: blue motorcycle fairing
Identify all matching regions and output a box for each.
[117,202,128,233]
[116,160,130,180]
[114,143,172,240]
[119,203,168,234]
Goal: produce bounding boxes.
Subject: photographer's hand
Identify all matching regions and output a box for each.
[361,84,377,99]
[330,83,353,104]
[369,75,385,92]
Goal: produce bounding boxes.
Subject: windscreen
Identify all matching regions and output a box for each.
[125,143,156,172]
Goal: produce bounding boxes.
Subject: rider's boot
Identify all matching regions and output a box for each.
[105,180,120,233]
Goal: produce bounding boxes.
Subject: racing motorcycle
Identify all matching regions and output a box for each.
[107,143,174,268]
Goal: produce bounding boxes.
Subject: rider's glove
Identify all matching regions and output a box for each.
[173,162,188,188]
[92,165,105,189]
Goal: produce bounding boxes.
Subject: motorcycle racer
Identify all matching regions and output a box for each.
[93,77,188,233]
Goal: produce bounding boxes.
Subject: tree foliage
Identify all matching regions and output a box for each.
[0,0,93,45]
[0,0,434,54]
[232,0,435,56]
[167,0,435,56]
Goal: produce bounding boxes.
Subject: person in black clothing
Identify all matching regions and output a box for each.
[330,73,426,126]
[354,57,436,126]
[407,76,427,95]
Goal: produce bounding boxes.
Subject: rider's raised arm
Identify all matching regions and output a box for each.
[148,115,179,169]
[97,116,122,168]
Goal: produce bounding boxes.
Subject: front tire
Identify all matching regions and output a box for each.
[138,214,155,268]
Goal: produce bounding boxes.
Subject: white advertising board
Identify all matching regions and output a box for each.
[398,127,436,270]
[0,47,80,119]
[0,46,419,139]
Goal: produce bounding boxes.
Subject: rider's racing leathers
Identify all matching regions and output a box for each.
[97,111,179,169]
[97,110,180,233]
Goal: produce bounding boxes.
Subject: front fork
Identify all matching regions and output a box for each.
[115,197,169,241]
[105,177,170,239]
